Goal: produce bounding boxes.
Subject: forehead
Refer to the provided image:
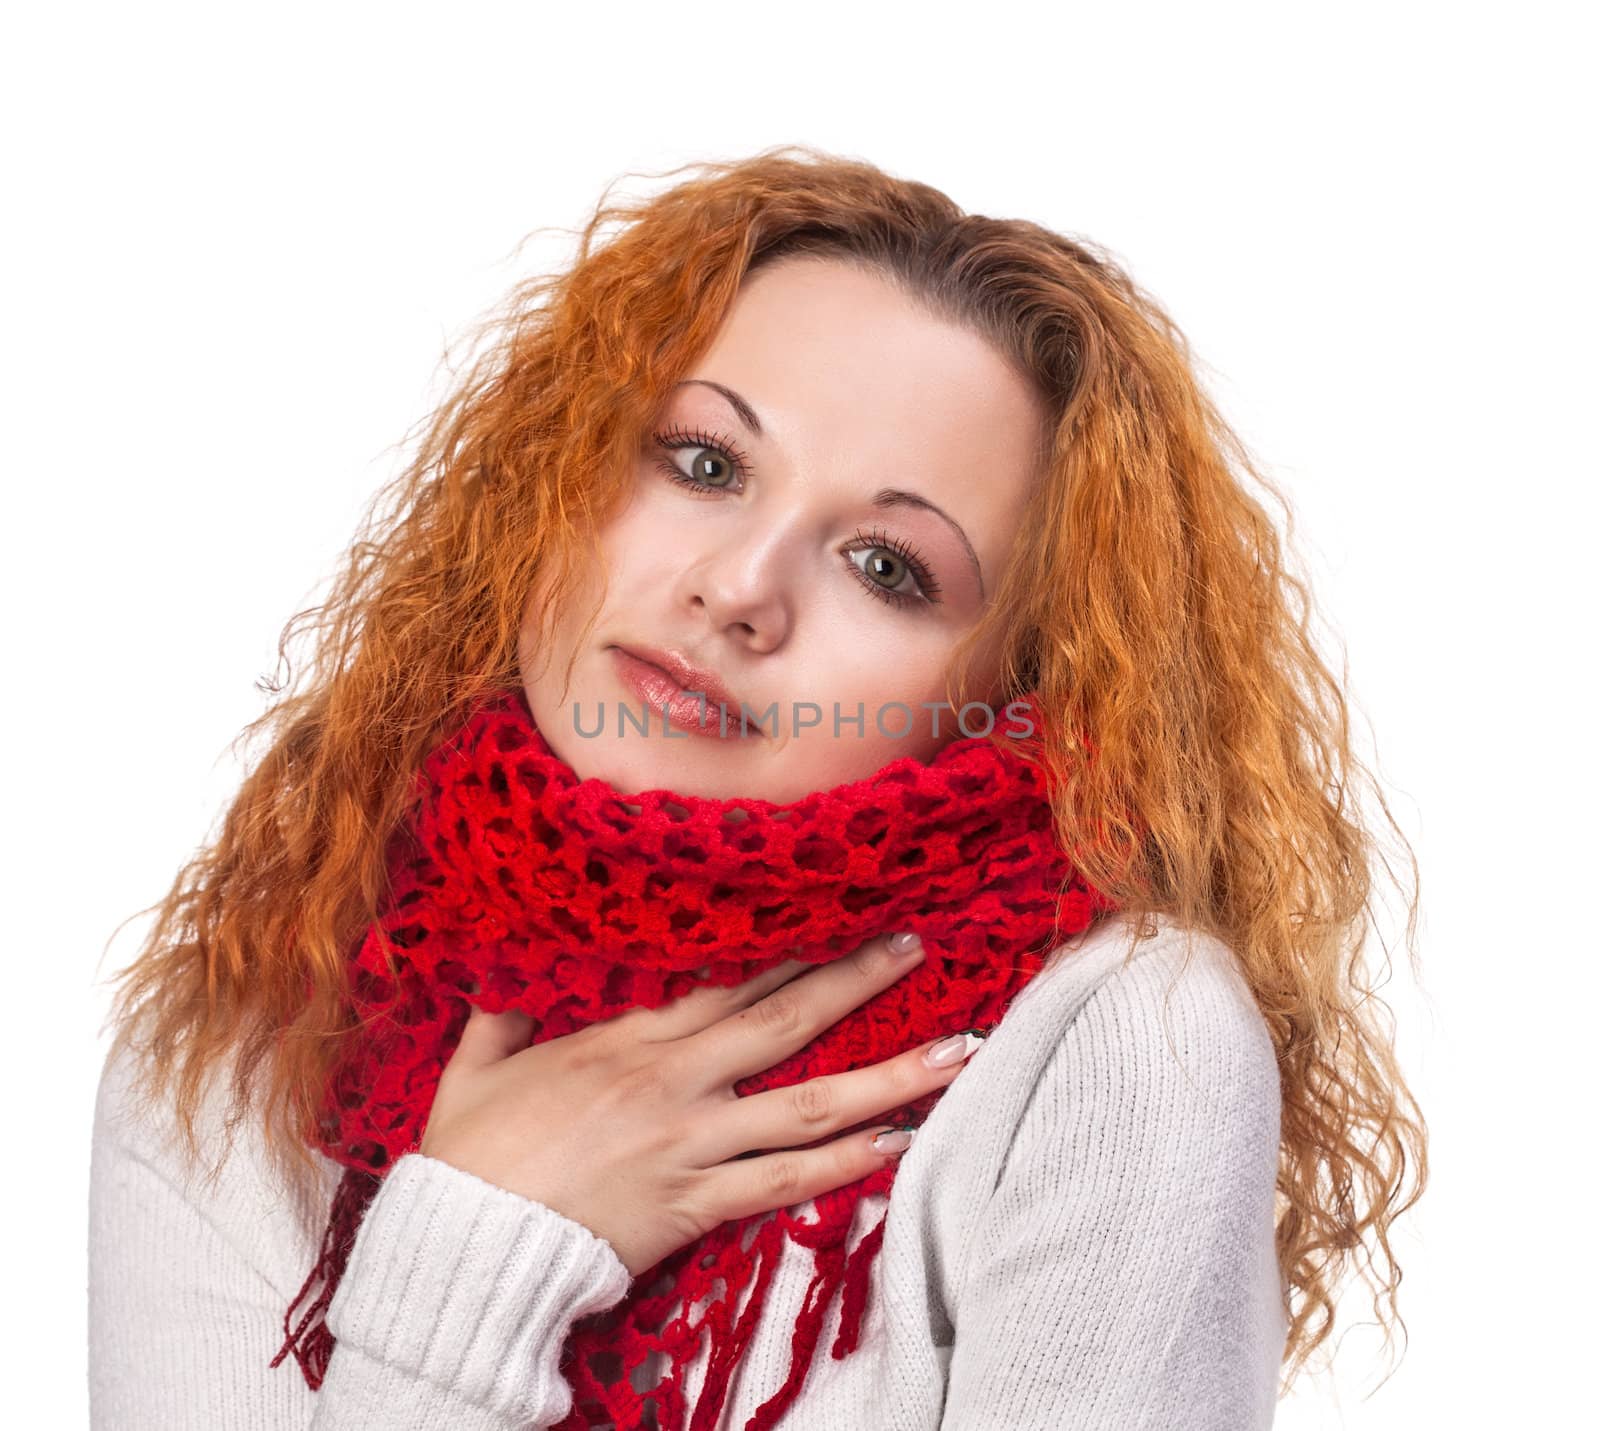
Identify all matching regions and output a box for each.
[683,256,1047,522]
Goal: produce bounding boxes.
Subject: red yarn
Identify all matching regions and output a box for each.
[269,685,1115,1427]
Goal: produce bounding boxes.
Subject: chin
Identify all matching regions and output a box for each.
[533,706,740,798]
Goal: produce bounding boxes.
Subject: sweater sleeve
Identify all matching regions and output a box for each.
[940,938,1288,1430]
[88,1048,633,1429]
[315,1153,633,1426]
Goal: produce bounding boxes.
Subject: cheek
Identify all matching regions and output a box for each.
[554,480,678,606]
[816,630,962,710]
[595,475,711,581]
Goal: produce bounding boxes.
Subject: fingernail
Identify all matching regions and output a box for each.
[923,1030,986,1068]
[887,931,923,955]
[871,1125,916,1155]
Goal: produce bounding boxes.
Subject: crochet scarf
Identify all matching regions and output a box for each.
[270,685,1115,1429]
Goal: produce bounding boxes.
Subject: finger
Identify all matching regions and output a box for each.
[688,1029,980,1167]
[448,1005,535,1070]
[689,931,926,1088]
[632,955,815,1043]
[702,1121,917,1223]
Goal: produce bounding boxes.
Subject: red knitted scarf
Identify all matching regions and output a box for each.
[270,685,1115,1428]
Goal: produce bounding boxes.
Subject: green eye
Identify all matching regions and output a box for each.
[652,425,749,490]
[844,528,942,609]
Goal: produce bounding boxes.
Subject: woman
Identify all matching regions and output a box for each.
[89,147,1426,1429]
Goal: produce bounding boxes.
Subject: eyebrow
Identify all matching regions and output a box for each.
[674,378,986,597]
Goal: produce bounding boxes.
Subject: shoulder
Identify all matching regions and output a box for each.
[985,912,1283,1190]
[90,1032,341,1294]
[93,1033,246,1182]
[1020,911,1278,1103]
[92,1035,196,1187]
[914,911,1283,1222]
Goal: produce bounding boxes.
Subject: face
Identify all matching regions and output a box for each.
[517,255,1047,803]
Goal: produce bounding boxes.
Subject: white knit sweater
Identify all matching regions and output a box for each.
[88,911,1289,1429]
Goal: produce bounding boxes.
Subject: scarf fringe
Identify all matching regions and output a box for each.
[268,1165,379,1388]
[686,1217,785,1430]
[556,1195,892,1430]
[740,1203,887,1430]
[831,1212,887,1359]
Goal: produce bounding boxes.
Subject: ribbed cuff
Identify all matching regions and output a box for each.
[324,1152,633,1424]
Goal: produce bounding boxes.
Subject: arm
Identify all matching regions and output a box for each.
[941,939,1288,1430]
[89,1048,632,1429]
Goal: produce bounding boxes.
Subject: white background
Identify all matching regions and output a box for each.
[6,2,1592,1424]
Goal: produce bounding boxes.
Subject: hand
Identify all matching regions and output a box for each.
[416,931,981,1277]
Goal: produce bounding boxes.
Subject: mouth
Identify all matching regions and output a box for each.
[607,643,757,741]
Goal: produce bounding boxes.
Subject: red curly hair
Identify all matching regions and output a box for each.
[99,143,1427,1397]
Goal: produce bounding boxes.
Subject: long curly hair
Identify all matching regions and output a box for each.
[98,143,1427,1397]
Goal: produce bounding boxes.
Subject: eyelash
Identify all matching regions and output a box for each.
[649,426,944,609]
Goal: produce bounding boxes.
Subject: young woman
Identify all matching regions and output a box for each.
[88,146,1427,1429]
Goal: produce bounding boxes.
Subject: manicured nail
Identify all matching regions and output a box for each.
[924,1030,986,1068]
[871,1126,916,1155]
[887,931,923,956]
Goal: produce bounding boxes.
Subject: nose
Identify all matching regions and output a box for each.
[675,528,793,654]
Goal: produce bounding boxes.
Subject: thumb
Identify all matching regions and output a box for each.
[449,1004,536,1071]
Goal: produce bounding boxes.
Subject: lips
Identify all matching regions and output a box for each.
[608,644,754,740]
[616,644,741,711]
